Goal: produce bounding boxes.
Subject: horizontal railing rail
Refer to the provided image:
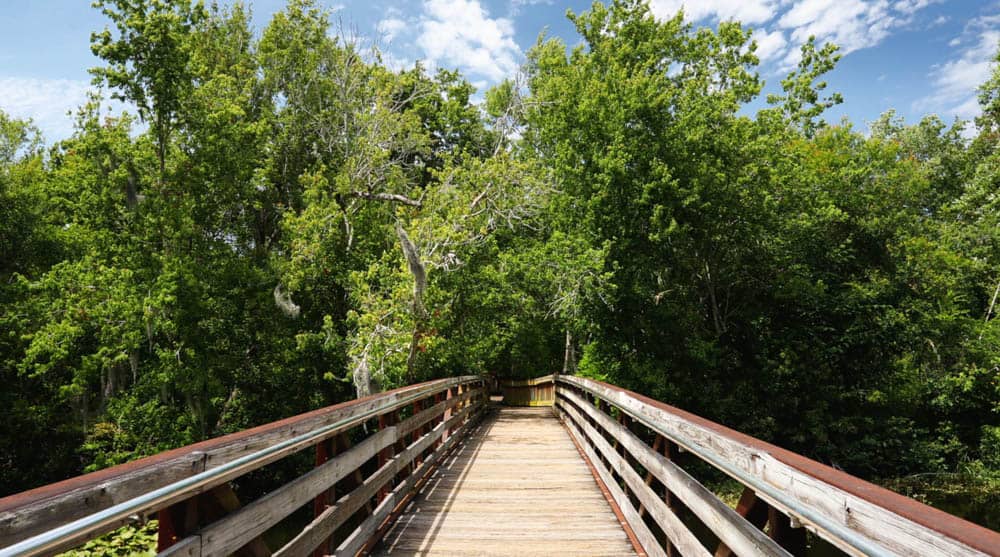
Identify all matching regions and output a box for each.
[552,374,1000,557]
[500,373,555,407]
[0,376,488,557]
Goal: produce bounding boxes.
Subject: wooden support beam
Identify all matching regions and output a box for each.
[637,435,663,520]
[392,410,407,487]
[334,432,372,518]
[769,507,808,555]
[558,389,790,557]
[663,438,681,557]
[0,377,480,554]
[411,399,424,470]
[157,485,270,557]
[157,497,198,552]
[443,387,454,444]
[378,413,394,502]
[313,438,336,557]
[716,487,770,557]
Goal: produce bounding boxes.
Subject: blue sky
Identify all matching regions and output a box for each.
[1,0,998,141]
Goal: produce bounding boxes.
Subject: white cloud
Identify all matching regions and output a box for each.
[0,77,91,141]
[645,0,941,74]
[510,0,553,16]
[918,16,1000,122]
[753,29,788,62]
[892,0,942,15]
[415,0,522,82]
[377,17,408,43]
[648,0,780,25]
[930,15,949,28]
[778,0,897,57]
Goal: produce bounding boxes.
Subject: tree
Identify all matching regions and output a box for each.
[91,0,207,181]
[766,37,843,138]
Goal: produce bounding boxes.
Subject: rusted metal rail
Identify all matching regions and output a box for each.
[0,376,487,557]
[552,374,1000,557]
[4,372,1000,556]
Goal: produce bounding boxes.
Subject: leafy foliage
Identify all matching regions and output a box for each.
[59,520,157,557]
[2,0,1000,517]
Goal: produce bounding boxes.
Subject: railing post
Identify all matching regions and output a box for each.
[662,438,682,557]
[157,486,269,555]
[156,497,197,552]
[392,408,407,486]
[313,438,334,515]
[713,486,806,555]
[714,487,770,557]
[378,412,395,502]
[443,386,454,443]
[412,398,424,469]
[311,437,336,557]
[336,432,374,517]
[434,390,445,450]
[596,399,612,467]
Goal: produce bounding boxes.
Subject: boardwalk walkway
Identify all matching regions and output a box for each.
[8,376,995,557]
[375,406,636,556]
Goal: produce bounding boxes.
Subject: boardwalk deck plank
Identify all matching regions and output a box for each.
[374,407,636,557]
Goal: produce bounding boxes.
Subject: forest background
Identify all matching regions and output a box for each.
[2,0,1000,529]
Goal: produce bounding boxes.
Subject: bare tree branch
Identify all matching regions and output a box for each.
[351,190,422,207]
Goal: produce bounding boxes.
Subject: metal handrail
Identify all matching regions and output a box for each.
[555,375,1000,557]
[1,376,481,557]
[562,379,883,556]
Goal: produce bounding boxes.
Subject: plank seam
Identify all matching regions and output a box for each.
[558,408,647,557]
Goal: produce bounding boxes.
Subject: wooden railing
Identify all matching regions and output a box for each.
[499,374,555,406]
[552,375,1000,557]
[0,376,487,557]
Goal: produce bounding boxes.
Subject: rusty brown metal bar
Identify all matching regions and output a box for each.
[563,408,649,557]
[557,375,1000,557]
[0,376,483,556]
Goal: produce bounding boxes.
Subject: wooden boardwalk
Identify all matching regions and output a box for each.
[374,407,637,556]
[6,377,1000,557]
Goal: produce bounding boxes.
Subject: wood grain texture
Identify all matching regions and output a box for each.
[373,407,636,557]
[557,376,1000,557]
[557,398,707,557]
[0,377,482,553]
[179,389,484,557]
[557,389,790,557]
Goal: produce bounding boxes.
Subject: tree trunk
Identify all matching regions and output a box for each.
[397,223,428,383]
[352,351,374,398]
[982,277,1000,340]
[562,330,576,374]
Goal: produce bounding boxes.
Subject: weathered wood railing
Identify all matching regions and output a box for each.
[0,376,487,557]
[499,375,555,406]
[552,375,1000,557]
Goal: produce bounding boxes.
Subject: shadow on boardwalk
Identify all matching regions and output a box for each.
[374,406,635,556]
